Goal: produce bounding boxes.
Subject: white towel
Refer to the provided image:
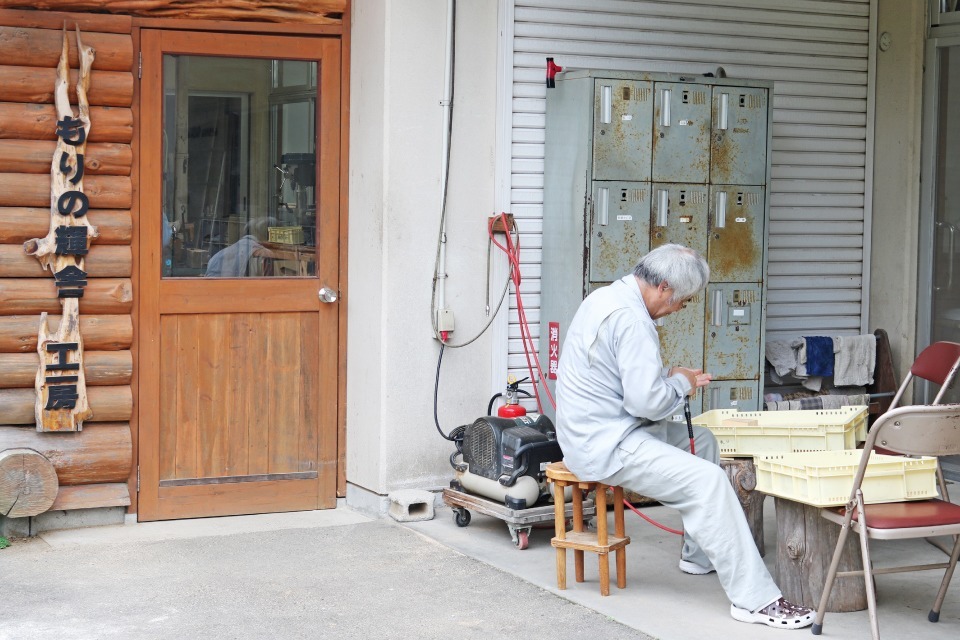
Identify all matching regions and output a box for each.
[833,335,876,386]
[766,340,800,377]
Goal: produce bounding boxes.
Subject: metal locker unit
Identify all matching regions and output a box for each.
[710,86,769,186]
[707,185,765,284]
[589,182,651,283]
[541,70,773,419]
[651,184,709,256]
[704,283,762,379]
[653,82,711,184]
[593,79,653,181]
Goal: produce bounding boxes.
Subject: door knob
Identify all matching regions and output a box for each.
[319,287,338,303]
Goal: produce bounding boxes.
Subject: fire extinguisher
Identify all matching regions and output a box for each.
[488,375,532,418]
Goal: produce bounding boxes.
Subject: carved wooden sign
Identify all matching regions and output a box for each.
[22,26,97,432]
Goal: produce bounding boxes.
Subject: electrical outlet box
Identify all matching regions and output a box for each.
[436,308,455,332]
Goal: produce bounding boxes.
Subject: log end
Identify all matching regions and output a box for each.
[0,448,59,518]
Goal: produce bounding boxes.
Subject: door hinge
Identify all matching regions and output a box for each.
[138,51,142,79]
[137,465,140,492]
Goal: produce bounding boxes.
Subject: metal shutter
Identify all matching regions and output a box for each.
[503,0,874,382]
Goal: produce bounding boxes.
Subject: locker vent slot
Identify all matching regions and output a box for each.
[733,289,758,305]
[731,386,754,400]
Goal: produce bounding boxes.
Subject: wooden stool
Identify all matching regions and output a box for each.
[546,461,630,596]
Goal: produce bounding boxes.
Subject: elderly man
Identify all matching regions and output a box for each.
[555,243,814,630]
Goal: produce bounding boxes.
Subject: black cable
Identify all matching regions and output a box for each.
[486,393,503,416]
[433,343,465,443]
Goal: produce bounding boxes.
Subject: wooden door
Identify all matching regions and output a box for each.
[138,30,340,520]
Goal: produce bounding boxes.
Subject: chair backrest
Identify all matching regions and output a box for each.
[865,403,960,459]
[889,341,960,408]
[912,341,960,386]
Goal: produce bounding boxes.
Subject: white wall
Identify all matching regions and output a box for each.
[347,0,500,507]
[869,0,925,379]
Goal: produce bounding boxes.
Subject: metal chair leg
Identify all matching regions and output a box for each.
[930,532,960,622]
[856,491,880,640]
[812,508,856,635]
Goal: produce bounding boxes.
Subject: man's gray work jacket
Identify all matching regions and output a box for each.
[555,274,692,481]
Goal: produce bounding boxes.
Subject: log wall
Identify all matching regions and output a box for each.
[0,15,134,516]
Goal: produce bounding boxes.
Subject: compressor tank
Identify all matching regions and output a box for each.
[455,468,541,509]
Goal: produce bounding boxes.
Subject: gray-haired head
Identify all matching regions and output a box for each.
[633,243,710,303]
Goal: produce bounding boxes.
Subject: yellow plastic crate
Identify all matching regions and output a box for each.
[691,406,868,456]
[755,450,939,507]
[268,226,304,245]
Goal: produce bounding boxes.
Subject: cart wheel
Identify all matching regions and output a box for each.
[515,530,529,550]
[453,508,471,527]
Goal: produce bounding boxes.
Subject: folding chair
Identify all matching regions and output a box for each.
[885,341,960,502]
[811,404,960,640]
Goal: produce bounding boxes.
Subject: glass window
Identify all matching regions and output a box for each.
[930,45,960,402]
[161,55,318,278]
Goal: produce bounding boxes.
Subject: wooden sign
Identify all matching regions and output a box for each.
[22,26,97,432]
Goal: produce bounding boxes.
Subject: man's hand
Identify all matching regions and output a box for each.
[669,367,713,397]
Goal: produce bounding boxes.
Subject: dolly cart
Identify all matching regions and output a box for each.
[442,485,596,550]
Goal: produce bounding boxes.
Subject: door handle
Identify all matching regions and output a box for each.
[712,290,724,327]
[715,190,727,228]
[656,189,669,227]
[717,92,729,130]
[319,287,338,303]
[596,187,609,226]
[600,85,613,124]
[660,88,672,127]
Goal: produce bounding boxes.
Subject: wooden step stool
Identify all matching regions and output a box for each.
[546,461,630,596]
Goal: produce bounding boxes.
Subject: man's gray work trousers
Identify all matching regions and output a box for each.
[601,420,781,612]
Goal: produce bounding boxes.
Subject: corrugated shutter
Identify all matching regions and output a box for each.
[504,0,873,379]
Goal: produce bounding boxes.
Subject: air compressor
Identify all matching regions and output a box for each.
[442,379,591,549]
[449,412,561,510]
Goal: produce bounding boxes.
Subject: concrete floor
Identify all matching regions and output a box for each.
[0,507,642,640]
[408,493,960,640]
[1,495,958,639]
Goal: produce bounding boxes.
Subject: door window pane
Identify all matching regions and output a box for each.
[162,55,318,278]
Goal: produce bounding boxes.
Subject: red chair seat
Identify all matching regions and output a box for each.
[832,499,960,528]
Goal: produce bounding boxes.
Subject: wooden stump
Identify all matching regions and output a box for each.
[623,489,658,506]
[719,457,765,557]
[773,497,867,612]
[0,448,59,518]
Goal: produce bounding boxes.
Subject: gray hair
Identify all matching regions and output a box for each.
[633,244,710,303]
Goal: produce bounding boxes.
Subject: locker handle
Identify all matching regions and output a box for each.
[601,85,613,124]
[718,93,729,130]
[710,387,720,410]
[656,189,669,227]
[660,88,671,127]
[597,187,609,226]
[715,191,727,229]
[712,290,724,327]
